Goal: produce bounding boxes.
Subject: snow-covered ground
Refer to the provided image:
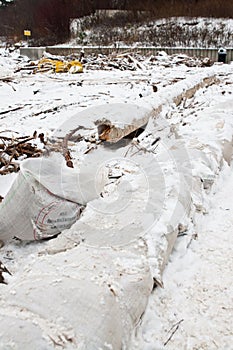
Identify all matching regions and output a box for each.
[131,166,233,349]
[0,47,233,349]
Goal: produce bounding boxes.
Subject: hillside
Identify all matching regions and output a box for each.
[70,14,233,48]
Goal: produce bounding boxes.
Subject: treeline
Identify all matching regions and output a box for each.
[0,0,232,45]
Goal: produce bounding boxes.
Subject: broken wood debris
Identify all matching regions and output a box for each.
[83,52,144,71]
[82,51,214,71]
[64,150,74,168]
[14,61,37,73]
[0,106,24,116]
[13,51,214,77]
[164,319,184,346]
[0,260,12,284]
[0,132,43,174]
[0,76,15,83]
[124,135,160,158]
[152,277,164,289]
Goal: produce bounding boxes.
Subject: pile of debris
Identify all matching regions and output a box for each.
[0,131,44,174]
[148,51,213,68]
[82,52,146,71]
[79,51,213,71]
[13,50,213,75]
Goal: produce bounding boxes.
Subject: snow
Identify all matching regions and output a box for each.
[129,72,233,350]
[0,46,233,349]
[130,165,233,350]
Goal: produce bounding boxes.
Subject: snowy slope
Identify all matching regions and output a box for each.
[70,16,233,48]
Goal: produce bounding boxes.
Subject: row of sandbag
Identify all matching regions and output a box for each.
[0,66,232,349]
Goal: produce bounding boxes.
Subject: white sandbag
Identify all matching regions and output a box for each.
[69,146,165,247]
[0,154,107,242]
[0,243,153,350]
[0,139,193,349]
